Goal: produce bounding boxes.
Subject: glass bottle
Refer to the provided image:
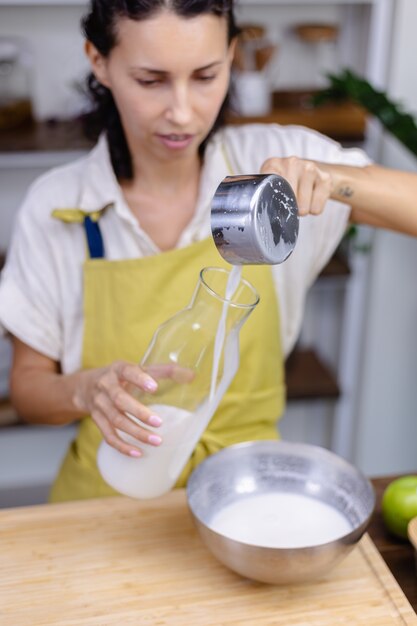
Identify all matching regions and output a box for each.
[97,266,259,499]
[0,37,33,131]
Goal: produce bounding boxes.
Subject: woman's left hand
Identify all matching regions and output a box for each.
[261,156,334,217]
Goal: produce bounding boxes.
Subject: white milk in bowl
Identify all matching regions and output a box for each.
[210,492,353,548]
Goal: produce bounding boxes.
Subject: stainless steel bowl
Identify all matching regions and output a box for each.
[186,440,375,584]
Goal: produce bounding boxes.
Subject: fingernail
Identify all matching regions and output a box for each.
[144,379,157,392]
[149,415,162,427]
[130,449,142,457]
[148,434,162,446]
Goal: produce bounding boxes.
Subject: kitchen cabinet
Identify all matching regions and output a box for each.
[0,0,404,505]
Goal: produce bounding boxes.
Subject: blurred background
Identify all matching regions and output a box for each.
[0,0,416,507]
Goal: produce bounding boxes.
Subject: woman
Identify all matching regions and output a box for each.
[0,0,416,502]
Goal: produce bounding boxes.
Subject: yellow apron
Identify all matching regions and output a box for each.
[49,226,285,503]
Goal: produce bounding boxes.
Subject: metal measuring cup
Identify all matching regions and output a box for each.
[211,174,299,265]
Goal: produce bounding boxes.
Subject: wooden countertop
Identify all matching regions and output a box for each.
[0,477,416,625]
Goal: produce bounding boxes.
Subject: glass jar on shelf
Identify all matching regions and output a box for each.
[292,23,339,89]
[0,37,34,131]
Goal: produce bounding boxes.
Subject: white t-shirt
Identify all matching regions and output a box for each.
[0,124,370,372]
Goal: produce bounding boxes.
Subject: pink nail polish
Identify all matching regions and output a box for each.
[148,434,162,446]
[144,379,157,392]
[149,415,162,427]
[130,449,141,457]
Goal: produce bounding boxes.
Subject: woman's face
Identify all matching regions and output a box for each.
[87,10,234,162]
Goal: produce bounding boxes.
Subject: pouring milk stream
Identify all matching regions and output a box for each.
[97,174,299,498]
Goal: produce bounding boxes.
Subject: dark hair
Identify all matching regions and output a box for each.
[82,0,239,179]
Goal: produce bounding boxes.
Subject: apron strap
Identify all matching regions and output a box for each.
[51,207,107,260]
[83,215,105,259]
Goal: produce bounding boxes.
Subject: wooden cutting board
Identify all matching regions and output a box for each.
[0,490,416,625]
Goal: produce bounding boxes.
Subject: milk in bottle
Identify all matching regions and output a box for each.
[97,266,258,499]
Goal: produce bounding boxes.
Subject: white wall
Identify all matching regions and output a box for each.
[0,166,51,248]
[353,0,417,475]
[0,1,416,501]
[236,4,341,90]
[0,5,89,119]
[0,424,76,490]
[0,3,347,120]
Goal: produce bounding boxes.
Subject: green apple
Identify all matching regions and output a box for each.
[381,475,417,539]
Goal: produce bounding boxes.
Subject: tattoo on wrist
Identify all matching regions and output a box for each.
[338,186,354,198]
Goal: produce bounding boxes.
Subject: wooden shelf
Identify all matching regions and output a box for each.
[0,93,366,159]
[0,119,92,154]
[227,100,366,142]
[0,348,340,430]
[319,251,350,278]
[285,348,340,400]
[0,398,19,427]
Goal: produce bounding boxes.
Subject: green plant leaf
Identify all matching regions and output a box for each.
[311,69,417,158]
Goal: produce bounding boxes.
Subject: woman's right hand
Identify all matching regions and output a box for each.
[74,361,162,458]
